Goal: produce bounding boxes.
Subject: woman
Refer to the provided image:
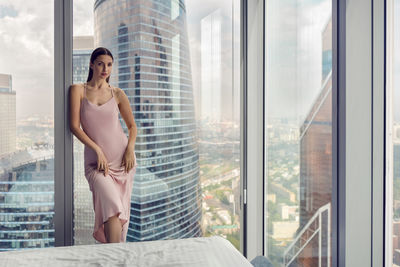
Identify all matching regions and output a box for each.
[69,47,137,243]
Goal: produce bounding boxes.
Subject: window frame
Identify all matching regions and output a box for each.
[54,0,74,247]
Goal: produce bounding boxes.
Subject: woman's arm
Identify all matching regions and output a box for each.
[69,84,109,175]
[115,87,137,172]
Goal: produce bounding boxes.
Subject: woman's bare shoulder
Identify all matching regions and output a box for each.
[70,83,84,90]
[113,86,125,95]
[69,83,85,99]
[112,86,127,102]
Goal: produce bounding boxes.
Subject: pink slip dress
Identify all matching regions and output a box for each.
[80,82,136,243]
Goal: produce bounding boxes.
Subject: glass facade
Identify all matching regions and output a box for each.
[0,147,54,251]
[93,0,201,241]
[0,1,54,251]
[0,74,15,157]
[265,1,332,266]
[389,1,400,266]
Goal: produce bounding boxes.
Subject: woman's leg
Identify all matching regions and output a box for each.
[104,215,122,243]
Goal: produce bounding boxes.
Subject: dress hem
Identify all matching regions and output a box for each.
[93,211,128,243]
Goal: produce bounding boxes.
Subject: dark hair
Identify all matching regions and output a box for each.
[87,47,114,83]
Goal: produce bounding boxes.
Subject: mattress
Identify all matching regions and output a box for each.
[0,236,253,267]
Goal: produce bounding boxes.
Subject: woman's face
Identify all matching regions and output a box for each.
[90,55,113,80]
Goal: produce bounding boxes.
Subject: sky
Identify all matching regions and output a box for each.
[0,0,399,123]
[394,0,400,123]
[73,0,95,36]
[71,0,239,122]
[265,0,332,122]
[0,0,53,119]
[185,0,240,122]
[0,0,237,120]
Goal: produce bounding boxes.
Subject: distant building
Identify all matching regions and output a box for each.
[280,204,298,220]
[394,220,400,265]
[272,221,299,240]
[0,145,54,251]
[0,73,16,157]
[270,182,296,203]
[73,36,94,83]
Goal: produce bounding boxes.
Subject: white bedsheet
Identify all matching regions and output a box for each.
[0,236,253,267]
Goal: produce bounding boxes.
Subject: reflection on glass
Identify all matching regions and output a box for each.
[265,1,332,266]
[73,0,241,249]
[72,36,96,245]
[390,1,400,266]
[0,2,54,250]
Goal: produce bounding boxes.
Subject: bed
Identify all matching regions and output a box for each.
[0,236,254,267]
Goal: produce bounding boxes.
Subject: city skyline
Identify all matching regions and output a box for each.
[0,0,363,124]
[0,0,242,250]
[1,0,400,122]
[0,0,242,122]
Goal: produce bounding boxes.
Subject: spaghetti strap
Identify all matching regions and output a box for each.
[83,82,87,98]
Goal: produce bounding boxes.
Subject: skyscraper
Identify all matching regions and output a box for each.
[0,145,54,251]
[93,0,201,241]
[0,74,16,157]
[73,36,94,83]
[299,18,332,228]
[72,36,96,245]
[284,17,332,267]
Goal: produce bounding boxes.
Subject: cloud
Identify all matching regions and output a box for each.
[0,4,17,19]
[393,0,400,122]
[185,0,239,120]
[0,0,95,119]
[265,0,332,120]
[73,0,95,36]
[0,0,53,119]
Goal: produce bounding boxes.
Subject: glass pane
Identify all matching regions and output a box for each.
[265,1,332,266]
[389,0,400,266]
[73,0,241,249]
[72,0,96,245]
[0,1,54,250]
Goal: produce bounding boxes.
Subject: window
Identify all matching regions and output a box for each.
[73,0,241,249]
[265,0,332,265]
[387,0,400,265]
[0,1,54,251]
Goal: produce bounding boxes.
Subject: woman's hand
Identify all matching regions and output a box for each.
[95,147,109,176]
[121,147,135,173]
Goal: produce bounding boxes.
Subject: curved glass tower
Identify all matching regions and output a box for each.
[93,0,201,241]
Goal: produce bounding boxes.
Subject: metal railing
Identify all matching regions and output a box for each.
[283,203,331,267]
